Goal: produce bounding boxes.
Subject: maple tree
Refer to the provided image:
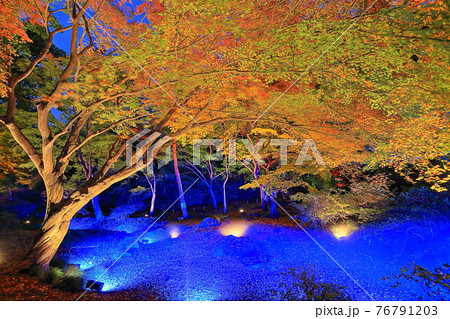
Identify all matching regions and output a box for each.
[0,0,448,269]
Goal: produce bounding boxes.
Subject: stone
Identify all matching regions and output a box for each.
[198,217,221,228]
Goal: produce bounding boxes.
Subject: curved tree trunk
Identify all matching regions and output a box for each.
[23,180,70,269]
[25,208,73,269]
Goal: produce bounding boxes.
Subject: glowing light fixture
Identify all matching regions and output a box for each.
[239,209,244,213]
[168,225,180,238]
[219,221,250,237]
[25,220,31,224]
[329,222,357,239]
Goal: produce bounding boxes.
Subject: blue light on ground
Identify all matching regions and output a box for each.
[60,216,450,300]
[183,287,220,301]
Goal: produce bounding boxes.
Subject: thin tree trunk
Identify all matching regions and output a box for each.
[269,191,277,218]
[260,187,266,211]
[8,187,14,202]
[91,196,103,220]
[222,170,229,214]
[254,164,266,211]
[144,163,157,216]
[149,189,156,215]
[77,131,104,220]
[208,183,217,209]
[172,140,188,219]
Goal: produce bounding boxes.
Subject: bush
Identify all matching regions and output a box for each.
[391,187,450,214]
[291,171,392,227]
[31,265,85,293]
[57,274,85,293]
[270,267,351,301]
[107,202,145,220]
[292,192,386,227]
[384,263,450,301]
[39,267,65,286]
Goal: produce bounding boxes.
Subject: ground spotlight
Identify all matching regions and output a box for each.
[85,280,104,292]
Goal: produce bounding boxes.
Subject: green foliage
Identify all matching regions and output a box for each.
[292,167,393,226]
[384,263,450,301]
[39,267,64,286]
[32,265,85,293]
[293,191,387,227]
[270,267,351,301]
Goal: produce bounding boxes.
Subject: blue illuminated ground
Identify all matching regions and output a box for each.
[60,216,450,300]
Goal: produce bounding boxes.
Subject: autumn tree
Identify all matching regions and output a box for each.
[1,0,447,269]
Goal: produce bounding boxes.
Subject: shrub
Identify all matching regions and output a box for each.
[291,171,392,227]
[31,264,85,293]
[39,267,65,286]
[384,263,450,301]
[348,173,393,207]
[107,202,145,220]
[270,267,351,301]
[57,274,85,293]
[292,192,386,227]
[392,187,450,214]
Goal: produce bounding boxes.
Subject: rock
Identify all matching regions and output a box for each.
[140,227,171,243]
[198,217,221,228]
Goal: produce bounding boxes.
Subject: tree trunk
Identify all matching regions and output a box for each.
[172,140,188,219]
[25,209,72,269]
[269,191,277,218]
[149,189,156,215]
[208,183,217,210]
[23,180,69,269]
[91,196,103,220]
[8,187,14,202]
[222,174,229,214]
[260,187,266,211]
[254,164,266,211]
[144,163,157,216]
[17,135,171,270]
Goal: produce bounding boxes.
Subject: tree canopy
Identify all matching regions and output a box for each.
[0,0,448,267]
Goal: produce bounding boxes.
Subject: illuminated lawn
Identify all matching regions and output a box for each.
[60,216,450,301]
